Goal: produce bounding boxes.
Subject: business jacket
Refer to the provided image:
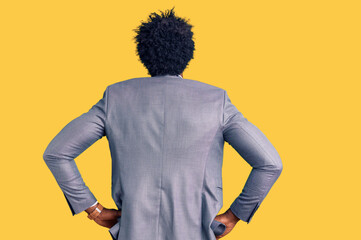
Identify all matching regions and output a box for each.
[43,74,283,240]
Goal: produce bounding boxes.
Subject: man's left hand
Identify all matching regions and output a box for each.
[86,204,122,229]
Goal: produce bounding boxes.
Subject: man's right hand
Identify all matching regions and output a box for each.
[214,208,240,239]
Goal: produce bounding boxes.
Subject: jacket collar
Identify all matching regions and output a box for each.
[152,74,183,78]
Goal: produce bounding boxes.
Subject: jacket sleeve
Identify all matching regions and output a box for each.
[222,90,283,224]
[43,86,109,216]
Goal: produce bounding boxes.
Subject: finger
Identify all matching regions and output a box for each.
[109,209,121,219]
[94,218,117,228]
[98,209,113,221]
[108,209,121,218]
[100,209,121,221]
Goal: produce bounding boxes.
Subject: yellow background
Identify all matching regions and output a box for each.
[1,0,360,239]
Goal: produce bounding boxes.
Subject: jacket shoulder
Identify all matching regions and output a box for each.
[182,78,225,91]
[107,77,141,88]
[105,77,226,95]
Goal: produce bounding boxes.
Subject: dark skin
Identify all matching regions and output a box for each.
[85,203,122,228]
[85,203,240,239]
[85,204,239,237]
[85,72,241,238]
[214,208,240,239]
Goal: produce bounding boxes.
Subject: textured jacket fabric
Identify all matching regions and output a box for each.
[43,74,283,240]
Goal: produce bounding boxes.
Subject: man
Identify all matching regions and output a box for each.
[43,7,283,240]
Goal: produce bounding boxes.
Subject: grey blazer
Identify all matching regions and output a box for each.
[43,74,283,240]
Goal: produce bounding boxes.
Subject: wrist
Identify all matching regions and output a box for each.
[85,202,99,214]
[225,208,240,224]
[86,203,104,220]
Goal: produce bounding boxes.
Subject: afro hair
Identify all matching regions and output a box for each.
[133,7,195,77]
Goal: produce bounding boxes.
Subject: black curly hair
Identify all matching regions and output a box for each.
[133,7,195,77]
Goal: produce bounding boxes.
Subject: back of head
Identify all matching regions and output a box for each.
[133,7,195,77]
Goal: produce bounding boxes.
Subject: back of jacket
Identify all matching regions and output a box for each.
[43,74,283,240]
